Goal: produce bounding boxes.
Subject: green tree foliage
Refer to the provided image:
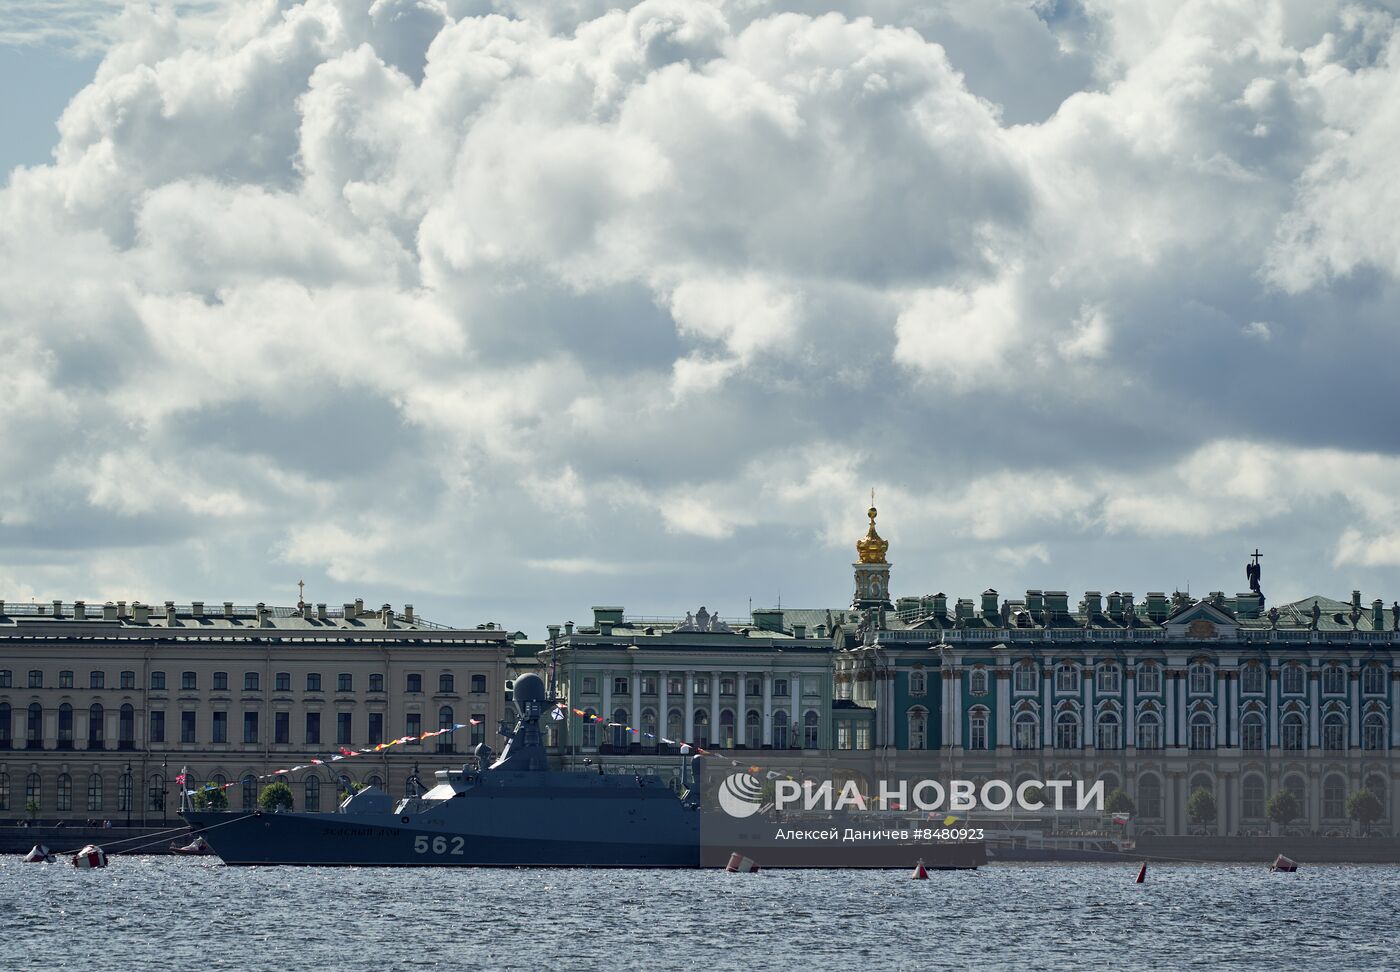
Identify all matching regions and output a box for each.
[1346,791,1383,835]
[1267,790,1302,827]
[259,781,295,811]
[192,785,228,810]
[1186,786,1217,827]
[1104,788,1136,816]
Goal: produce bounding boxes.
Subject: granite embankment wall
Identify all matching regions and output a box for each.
[1,825,192,855]
[1136,836,1400,863]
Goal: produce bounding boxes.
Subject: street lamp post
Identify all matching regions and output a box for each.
[124,761,132,829]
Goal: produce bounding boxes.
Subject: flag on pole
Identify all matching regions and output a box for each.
[550,708,564,722]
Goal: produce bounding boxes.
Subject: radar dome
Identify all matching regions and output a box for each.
[513,672,546,706]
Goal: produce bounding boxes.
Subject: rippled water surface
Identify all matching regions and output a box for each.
[2,858,1396,970]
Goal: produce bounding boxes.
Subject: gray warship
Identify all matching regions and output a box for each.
[182,672,703,867]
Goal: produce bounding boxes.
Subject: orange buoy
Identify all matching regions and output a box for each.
[1135,863,1147,884]
[911,859,929,880]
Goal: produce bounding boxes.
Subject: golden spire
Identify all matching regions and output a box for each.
[856,490,888,564]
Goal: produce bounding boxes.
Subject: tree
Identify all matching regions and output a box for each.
[259,782,294,812]
[1187,787,1217,829]
[1267,790,1302,828]
[192,785,228,811]
[1347,790,1383,836]
[24,799,39,822]
[1105,788,1136,816]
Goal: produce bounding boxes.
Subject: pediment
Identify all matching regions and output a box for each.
[1163,600,1238,640]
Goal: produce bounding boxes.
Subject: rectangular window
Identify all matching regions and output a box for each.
[1096,666,1121,695]
[181,711,196,743]
[306,673,322,692]
[773,680,788,697]
[968,715,988,751]
[29,670,43,688]
[244,672,259,692]
[803,677,820,697]
[212,712,227,744]
[438,674,454,693]
[406,674,422,693]
[369,674,384,692]
[855,725,871,750]
[471,674,487,694]
[305,712,321,745]
[90,671,105,689]
[406,713,421,739]
[338,673,353,693]
[59,670,74,688]
[120,671,135,689]
[667,677,683,695]
[368,713,384,746]
[613,677,629,695]
[213,672,228,691]
[149,711,165,743]
[0,670,9,688]
[337,712,352,746]
[243,711,258,744]
[581,677,597,694]
[275,672,290,692]
[471,716,485,747]
[182,672,197,691]
[275,711,289,745]
[1136,665,1161,695]
[150,671,166,691]
[641,677,657,695]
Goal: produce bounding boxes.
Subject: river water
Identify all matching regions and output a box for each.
[1,858,1395,970]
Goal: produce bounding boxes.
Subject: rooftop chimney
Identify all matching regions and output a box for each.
[316,602,327,621]
[1145,592,1168,622]
[256,602,269,626]
[191,601,204,618]
[300,602,312,620]
[565,621,575,636]
[74,600,86,620]
[599,620,614,636]
[382,603,394,629]
[343,602,357,619]
[354,597,364,617]
[116,600,127,619]
[52,599,63,618]
[980,589,999,621]
[1122,593,1135,618]
[1373,599,1385,630]
[1025,590,1044,619]
[1083,592,1103,618]
[103,601,117,621]
[1045,591,1069,618]
[547,624,561,643]
[932,593,948,618]
[404,604,414,624]
[165,600,177,625]
[223,601,235,618]
[1353,590,1362,611]
[1107,592,1123,620]
[133,602,150,624]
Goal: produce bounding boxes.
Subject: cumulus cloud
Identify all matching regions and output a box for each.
[5,0,1400,630]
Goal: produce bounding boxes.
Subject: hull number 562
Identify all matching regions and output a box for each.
[413,835,465,855]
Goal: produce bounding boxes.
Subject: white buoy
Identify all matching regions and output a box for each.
[22,844,55,863]
[911,859,929,880]
[725,852,759,873]
[1135,862,1147,884]
[71,844,108,869]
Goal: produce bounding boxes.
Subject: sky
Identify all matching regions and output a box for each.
[3,0,1400,635]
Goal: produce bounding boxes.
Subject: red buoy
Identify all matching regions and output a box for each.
[911,860,929,880]
[72,844,108,869]
[1135,863,1147,884]
[1270,854,1298,873]
[726,852,759,873]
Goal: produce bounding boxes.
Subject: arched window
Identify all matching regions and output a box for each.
[438,706,455,753]
[1138,776,1162,818]
[1363,664,1386,696]
[119,704,135,749]
[1189,710,1214,750]
[642,708,658,743]
[1096,710,1121,750]
[909,668,927,697]
[87,773,103,811]
[908,707,928,750]
[242,776,257,810]
[1281,711,1305,751]
[439,673,454,694]
[1014,661,1038,693]
[27,702,43,747]
[1014,710,1039,750]
[582,709,598,748]
[693,709,710,748]
[612,708,630,750]
[1136,663,1161,695]
[1241,711,1264,751]
[1136,709,1162,750]
[803,710,820,749]
[305,777,320,812]
[56,774,72,812]
[1322,775,1346,819]
[1054,710,1080,750]
[666,708,683,744]
[1241,663,1265,695]
[1188,664,1213,695]
[1365,775,1387,815]
[147,774,165,813]
[1241,776,1265,818]
[1055,665,1080,694]
[58,703,74,749]
[0,772,8,811]
[968,668,989,696]
[88,703,104,748]
[1281,664,1305,695]
[744,709,760,745]
[1363,712,1386,751]
[26,772,42,809]
[772,710,789,750]
[365,775,384,790]
[1322,665,1346,696]
[967,706,988,750]
[0,702,9,748]
[1096,664,1121,695]
[1322,711,1346,751]
[118,773,132,812]
[719,709,736,748]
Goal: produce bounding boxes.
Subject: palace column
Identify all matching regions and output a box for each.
[789,672,800,747]
[1349,667,1361,749]
[601,671,612,731]
[1309,667,1320,747]
[711,671,721,746]
[1041,666,1053,747]
[736,672,747,747]
[658,670,669,742]
[762,673,773,746]
[1083,655,1095,751]
[996,670,1011,750]
[1269,666,1280,746]
[631,673,642,747]
[951,666,963,752]
[1125,663,1136,748]
[1216,671,1228,749]
[684,671,695,742]
[1227,671,1238,747]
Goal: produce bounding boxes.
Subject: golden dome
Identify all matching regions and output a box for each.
[856,504,888,564]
